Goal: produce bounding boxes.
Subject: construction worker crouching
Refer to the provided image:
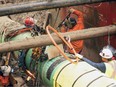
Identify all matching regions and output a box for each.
[79,48,116,80]
[61,8,84,54]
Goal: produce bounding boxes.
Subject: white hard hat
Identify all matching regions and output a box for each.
[99,48,113,59]
[103,45,116,55]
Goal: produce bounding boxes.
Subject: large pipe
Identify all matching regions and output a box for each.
[0,0,114,16]
[6,25,116,87]
[0,25,116,53]
[31,55,116,87]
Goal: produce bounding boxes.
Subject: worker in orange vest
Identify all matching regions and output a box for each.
[61,8,84,54]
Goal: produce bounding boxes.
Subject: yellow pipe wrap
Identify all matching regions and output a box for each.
[52,60,116,87]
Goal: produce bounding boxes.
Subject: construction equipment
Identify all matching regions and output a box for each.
[3,24,116,86]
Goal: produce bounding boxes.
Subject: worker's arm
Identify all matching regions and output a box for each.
[69,8,83,23]
[81,57,106,73]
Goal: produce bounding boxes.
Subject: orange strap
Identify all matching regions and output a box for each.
[25,69,35,79]
[46,25,78,64]
[7,28,32,38]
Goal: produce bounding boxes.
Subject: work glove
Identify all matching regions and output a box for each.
[0,65,11,76]
[68,8,75,13]
[75,53,83,59]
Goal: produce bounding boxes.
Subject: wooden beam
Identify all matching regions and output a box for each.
[0,25,115,53]
[0,0,113,16]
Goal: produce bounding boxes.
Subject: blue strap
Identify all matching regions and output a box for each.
[18,50,27,70]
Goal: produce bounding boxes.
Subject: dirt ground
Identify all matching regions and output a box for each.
[0,0,48,27]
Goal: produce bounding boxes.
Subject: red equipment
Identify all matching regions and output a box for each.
[0,76,9,86]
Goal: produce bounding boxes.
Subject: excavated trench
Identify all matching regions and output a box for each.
[0,0,48,87]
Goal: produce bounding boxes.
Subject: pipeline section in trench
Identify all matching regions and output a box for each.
[3,27,116,87]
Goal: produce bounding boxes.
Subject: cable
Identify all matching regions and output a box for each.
[46,25,78,64]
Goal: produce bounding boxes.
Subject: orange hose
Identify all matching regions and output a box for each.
[46,25,78,64]
[8,28,32,37]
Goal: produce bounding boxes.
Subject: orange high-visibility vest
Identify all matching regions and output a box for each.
[61,9,84,54]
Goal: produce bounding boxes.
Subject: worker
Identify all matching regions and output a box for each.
[24,17,46,35]
[0,65,11,86]
[78,48,116,80]
[61,8,84,54]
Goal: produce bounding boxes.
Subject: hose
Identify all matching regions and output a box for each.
[46,25,78,64]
